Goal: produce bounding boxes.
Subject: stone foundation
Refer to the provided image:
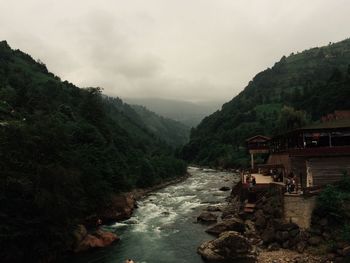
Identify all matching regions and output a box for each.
[283,195,316,229]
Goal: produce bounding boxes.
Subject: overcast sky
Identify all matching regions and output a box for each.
[1,0,350,102]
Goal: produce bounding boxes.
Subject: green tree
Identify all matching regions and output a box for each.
[275,106,308,133]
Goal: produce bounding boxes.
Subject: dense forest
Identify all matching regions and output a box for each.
[0,41,187,262]
[182,38,350,168]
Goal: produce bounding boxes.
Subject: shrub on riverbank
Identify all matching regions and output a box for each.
[315,173,350,223]
[309,173,350,258]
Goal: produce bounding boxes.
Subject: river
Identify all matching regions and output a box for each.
[68,167,240,263]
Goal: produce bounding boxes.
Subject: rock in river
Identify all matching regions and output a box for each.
[101,193,136,222]
[74,229,119,252]
[206,205,222,212]
[197,211,218,223]
[198,231,257,262]
[219,186,230,191]
[206,217,245,236]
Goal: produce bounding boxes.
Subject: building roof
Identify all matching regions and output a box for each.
[272,119,350,139]
[288,146,350,157]
[300,119,350,131]
[256,164,285,169]
[246,135,271,142]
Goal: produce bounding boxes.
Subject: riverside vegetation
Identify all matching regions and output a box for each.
[182,38,350,168]
[0,41,187,262]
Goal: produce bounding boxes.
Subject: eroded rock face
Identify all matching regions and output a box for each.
[101,193,136,222]
[74,229,119,252]
[206,218,245,236]
[73,224,88,247]
[198,231,257,262]
[197,211,218,223]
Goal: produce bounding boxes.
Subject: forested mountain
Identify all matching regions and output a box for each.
[182,38,350,168]
[130,104,189,147]
[0,41,187,262]
[124,97,224,127]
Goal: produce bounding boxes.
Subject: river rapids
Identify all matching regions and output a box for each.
[68,167,240,263]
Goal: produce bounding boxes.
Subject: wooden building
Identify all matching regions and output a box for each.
[267,119,350,188]
[246,135,270,169]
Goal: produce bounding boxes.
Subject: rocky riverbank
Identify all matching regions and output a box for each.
[66,167,238,263]
[73,173,191,253]
[196,181,349,263]
[73,225,120,252]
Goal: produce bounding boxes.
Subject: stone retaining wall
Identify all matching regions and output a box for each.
[283,195,316,229]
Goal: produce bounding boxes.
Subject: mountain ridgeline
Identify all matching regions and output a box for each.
[182,38,350,168]
[0,41,187,262]
[124,97,224,127]
[130,104,190,147]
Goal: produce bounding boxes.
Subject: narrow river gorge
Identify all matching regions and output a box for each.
[68,167,240,263]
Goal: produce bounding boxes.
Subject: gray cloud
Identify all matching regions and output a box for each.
[1,0,350,101]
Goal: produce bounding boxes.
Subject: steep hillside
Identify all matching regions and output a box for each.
[131,104,189,147]
[182,38,350,168]
[124,97,224,127]
[0,41,187,262]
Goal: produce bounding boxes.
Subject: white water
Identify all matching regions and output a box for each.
[67,167,240,263]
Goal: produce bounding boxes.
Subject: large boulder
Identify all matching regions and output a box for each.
[342,246,350,257]
[73,224,88,247]
[74,230,119,252]
[198,231,257,262]
[296,241,307,253]
[308,236,322,246]
[279,222,299,232]
[289,228,300,238]
[254,213,267,229]
[261,227,275,244]
[95,230,119,245]
[206,218,245,236]
[270,219,284,230]
[254,209,264,220]
[206,205,222,212]
[275,231,289,242]
[197,211,218,223]
[244,220,256,235]
[101,193,136,222]
[267,242,281,251]
[262,204,274,215]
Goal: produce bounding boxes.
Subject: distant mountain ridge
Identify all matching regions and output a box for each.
[130,104,190,147]
[182,38,350,168]
[100,96,189,147]
[124,97,224,127]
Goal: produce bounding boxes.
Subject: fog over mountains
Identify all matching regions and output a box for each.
[124,97,225,127]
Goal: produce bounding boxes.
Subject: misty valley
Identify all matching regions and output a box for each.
[2,2,350,263]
